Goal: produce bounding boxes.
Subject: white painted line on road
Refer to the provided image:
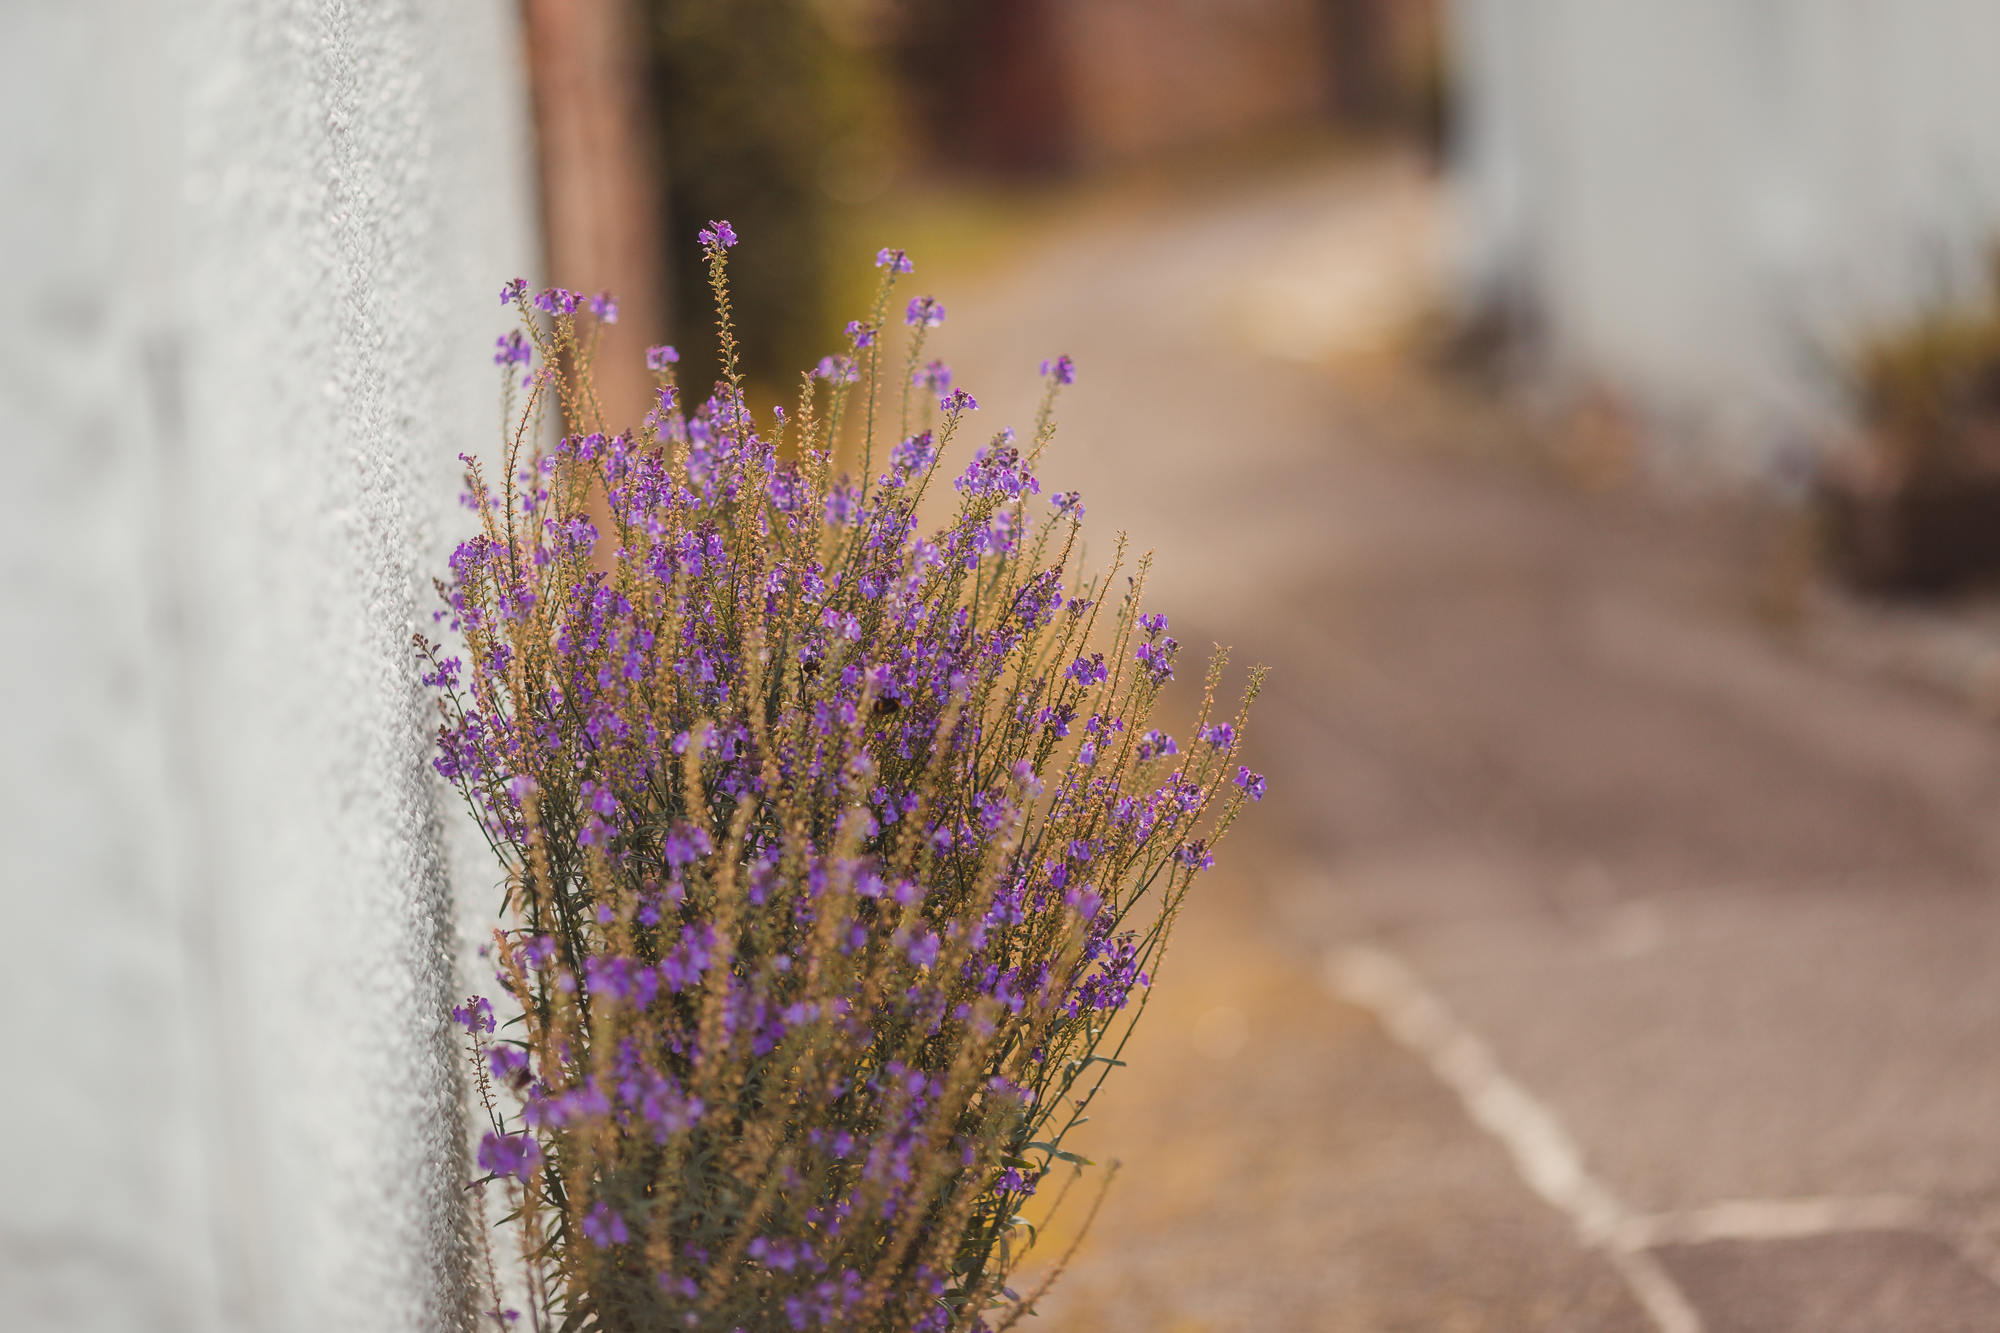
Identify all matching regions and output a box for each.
[1328,944,1705,1333]
[1616,1196,1933,1250]
[1330,944,2000,1318]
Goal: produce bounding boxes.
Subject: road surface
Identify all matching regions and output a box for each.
[928,152,2000,1331]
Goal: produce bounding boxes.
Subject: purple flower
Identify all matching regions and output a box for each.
[580,779,618,820]
[993,1167,1036,1195]
[1067,885,1104,920]
[940,387,978,414]
[1052,491,1084,519]
[874,246,914,274]
[477,1131,541,1182]
[824,481,858,527]
[905,296,945,329]
[493,330,531,368]
[534,287,580,316]
[845,319,876,349]
[1066,653,1108,687]
[639,1081,704,1137]
[699,218,738,250]
[524,1081,610,1129]
[1038,354,1076,385]
[1137,729,1177,760]
[453,996,496,1034]
[1013,569,1064,629]
[906,925,943,967]
[1236,766,1266,802]
[588,291,619,324]
[658,925,714,993]
[646,344,680,370]
[1199,723,1235,748]
[813,354,859,385]
[487,1044,530,1084]
[585,954,660,1010]
[1174,840,1215,870]
[664,821,714,868]
[912,359,952,393]
[891,431,936,478]
[421,655,463,689]
[500,277,526,304]
[582,1202,631,1247]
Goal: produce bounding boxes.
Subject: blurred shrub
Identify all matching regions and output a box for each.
[646,0,893,395]
[1818,249,2000,591]
[1849,250,2000,481]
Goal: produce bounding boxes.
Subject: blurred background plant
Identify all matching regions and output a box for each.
[644,0,897,396]
[535,0,1448,413]
[1847,248,2000,484]
[1819,246,2000,590]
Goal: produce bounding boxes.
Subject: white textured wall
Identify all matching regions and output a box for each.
[1447,0,2000,474]
[0,3,539,1329]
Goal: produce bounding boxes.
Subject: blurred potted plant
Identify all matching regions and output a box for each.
[1821,251,2000,591]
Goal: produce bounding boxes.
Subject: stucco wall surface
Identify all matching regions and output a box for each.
[1,3,539,1328]
[1448,0,2000,473]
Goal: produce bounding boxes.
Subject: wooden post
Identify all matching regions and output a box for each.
[521,0,668,438]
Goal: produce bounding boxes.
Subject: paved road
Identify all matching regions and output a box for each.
[935,154,2000,1330]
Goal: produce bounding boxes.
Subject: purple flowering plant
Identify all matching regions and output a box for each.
[423,225,1264,1331]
